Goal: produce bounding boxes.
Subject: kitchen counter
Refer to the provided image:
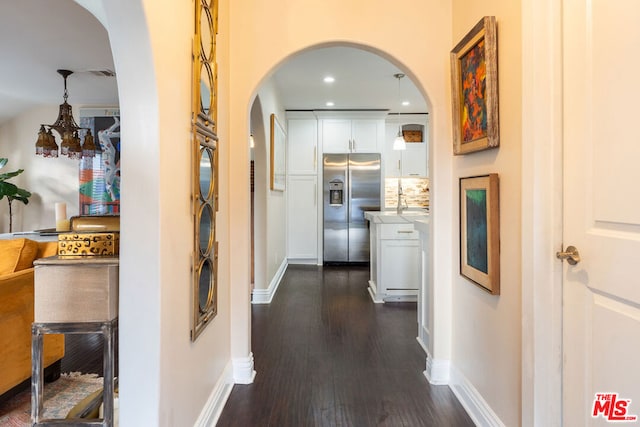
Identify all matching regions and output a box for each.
[364,210,428,224]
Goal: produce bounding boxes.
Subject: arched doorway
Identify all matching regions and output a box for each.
[246,42,438,379]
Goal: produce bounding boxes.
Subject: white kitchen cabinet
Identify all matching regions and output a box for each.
[320,117,384,153]
[380,237,420,299]
[384,114,428,177]
[287,115,317,175]
[286,175,318,262]
[364,212,423,303]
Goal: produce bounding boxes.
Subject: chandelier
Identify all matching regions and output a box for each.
[35,69,96,159]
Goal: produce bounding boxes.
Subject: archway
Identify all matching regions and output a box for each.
[245,42,440,381]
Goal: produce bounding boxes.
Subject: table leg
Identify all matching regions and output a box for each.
[31,325,44,424]
[102,320,115,427]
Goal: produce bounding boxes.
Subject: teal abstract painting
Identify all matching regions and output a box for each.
[465,189,488,274]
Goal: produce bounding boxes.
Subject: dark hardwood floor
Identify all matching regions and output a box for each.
[0,332,114,407]
[217,265,474,427]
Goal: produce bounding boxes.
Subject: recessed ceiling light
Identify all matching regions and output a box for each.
[323,76,335,83]
[326,101,335,107]
[402,101,410,106]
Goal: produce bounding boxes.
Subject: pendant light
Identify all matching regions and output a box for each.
[392,73,407,151]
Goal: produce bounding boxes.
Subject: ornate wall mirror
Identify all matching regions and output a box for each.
[191,0,219,341]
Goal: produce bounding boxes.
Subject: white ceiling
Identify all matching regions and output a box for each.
[271,46,428,113]
[0,0,117,125]
[0,1,427,126]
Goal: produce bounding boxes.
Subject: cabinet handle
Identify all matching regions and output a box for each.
[397,230,414,234]
[352,139,357,152]
[398,160,401,171]
[313,146,317,171]
[314,182,317,206]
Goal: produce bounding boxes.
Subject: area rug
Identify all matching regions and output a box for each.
[0,372,103,426]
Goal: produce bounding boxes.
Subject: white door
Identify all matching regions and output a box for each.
[562,1,640,424]
[286,175,318,260]
[321,119,351,153]
[287,118,317,175]
[351,119,380,152]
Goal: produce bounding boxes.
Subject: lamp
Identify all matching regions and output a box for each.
[392,73,406,151]
[36,70,96,159]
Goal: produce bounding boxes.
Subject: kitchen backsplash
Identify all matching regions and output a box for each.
[385,177,430,209]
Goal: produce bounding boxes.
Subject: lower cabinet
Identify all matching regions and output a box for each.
[287,175,318,262]
[368,221,420,302]
[380,239,420,299]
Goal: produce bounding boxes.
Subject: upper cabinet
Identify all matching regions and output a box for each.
[287,112,318,175]
[317,112,386,153]
[384,114,428,177]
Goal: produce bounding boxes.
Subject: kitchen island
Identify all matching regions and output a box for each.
[364,210,428,303]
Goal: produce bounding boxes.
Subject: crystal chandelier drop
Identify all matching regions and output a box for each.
[35,70,96,159]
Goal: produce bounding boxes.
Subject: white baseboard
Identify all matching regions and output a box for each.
[251,259,288,304]
[416,336,428,354]
[287,258,317,265]
[233,352,257,385]
[423,355,450,385]
[193,362,234,427]
[449,364,505,427]
[367,281,384,303]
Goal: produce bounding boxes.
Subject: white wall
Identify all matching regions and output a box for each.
[97,0,232,425]
[0,106,80,233]
[70,0,527,425]
[450,2,522,426]
[251,80,287,291]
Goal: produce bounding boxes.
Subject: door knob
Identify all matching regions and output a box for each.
[556,245,581,265]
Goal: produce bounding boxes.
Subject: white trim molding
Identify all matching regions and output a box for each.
[233,352,257,385]
[251,259,288,304]
[193,362,234,427]
[450,365,505,427]
[423,354,450,385]
[520,0,564,425]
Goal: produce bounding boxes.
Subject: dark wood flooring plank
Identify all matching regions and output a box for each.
[217,265,474,427]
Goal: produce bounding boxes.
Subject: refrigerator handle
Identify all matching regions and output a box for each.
[347,167,352,223]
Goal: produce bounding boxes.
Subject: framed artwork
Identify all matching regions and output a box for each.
[459,174,500,294]
[450,16,499,155]
[270,113,286,191]
[79,108,121,215]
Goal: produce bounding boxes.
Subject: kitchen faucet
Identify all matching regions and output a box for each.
[397,179,408,214]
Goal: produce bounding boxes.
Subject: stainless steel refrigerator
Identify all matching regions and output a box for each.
[323,153,381,263]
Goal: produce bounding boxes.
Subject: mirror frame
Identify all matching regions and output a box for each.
[191,0,219,341]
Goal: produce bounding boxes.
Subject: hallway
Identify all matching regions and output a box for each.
[217,265,473,426]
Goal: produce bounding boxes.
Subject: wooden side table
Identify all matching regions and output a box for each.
[31,256,119,427]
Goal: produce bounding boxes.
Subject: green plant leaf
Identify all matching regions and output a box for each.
[16,188,31,198]
[0,169,24,181]
[0,158,7,169]
[0,181,19,199]
[10,195,30,205]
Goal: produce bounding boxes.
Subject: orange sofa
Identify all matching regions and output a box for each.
[0,238,65,396]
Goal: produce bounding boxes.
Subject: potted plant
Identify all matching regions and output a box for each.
[0,158,32,233]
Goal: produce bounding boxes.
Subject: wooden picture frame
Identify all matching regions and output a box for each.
[450,16,499,155]
[270,113,286,191]
[460,174,500,294]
